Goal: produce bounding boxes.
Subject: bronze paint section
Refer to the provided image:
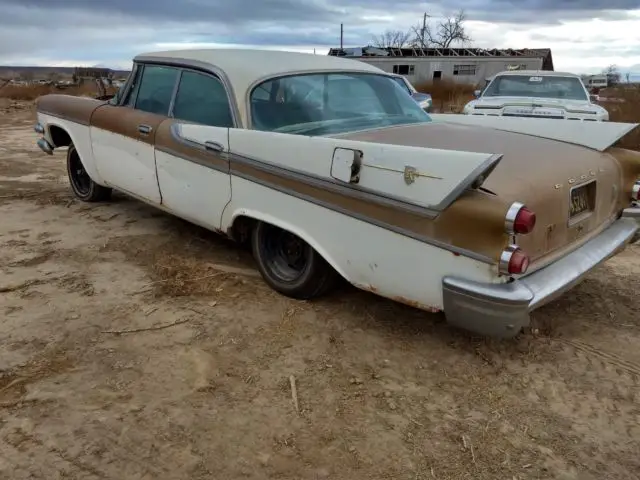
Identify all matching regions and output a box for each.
[155,120,229,172]
[36,94,105,125]
[90,105,168,145]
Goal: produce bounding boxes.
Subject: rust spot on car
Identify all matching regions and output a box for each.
[356,283,440,312]
[392,295,441,313]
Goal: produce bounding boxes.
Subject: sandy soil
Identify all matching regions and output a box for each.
[1,100,639,480]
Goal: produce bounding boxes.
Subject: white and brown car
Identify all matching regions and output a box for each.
[34,48,640,338]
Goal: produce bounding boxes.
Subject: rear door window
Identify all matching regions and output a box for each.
[171,70,234,127]
[133,65,179,116]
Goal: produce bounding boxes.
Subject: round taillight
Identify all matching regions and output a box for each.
[508,249,530,274]
[513,207,536,234]
[500,246,530,275]
[505,202,536,235]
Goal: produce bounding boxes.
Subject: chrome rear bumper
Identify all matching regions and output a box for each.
[442,215,639,338]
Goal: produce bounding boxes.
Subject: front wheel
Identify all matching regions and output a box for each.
[66,144,112,202]
[251,221,338,299]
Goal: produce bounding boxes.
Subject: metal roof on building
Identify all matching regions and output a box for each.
[328,46,554,71]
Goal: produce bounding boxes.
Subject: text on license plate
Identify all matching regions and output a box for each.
[569,183,593,218]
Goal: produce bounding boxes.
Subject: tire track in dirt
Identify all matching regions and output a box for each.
[559,338,640,378]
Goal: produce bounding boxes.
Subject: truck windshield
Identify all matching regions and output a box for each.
[482,74,589,101]
[250,72,431,136]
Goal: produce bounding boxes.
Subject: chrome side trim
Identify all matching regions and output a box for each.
[442,217,638,338]
[155,145,229,174]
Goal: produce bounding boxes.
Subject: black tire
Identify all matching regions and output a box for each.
[66,144,112,202]
[251,221,338,299]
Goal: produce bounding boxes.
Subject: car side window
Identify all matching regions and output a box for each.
[171,71,234,127]
[133,65,179,116]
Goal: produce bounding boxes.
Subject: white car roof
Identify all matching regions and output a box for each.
[134,48,385,125]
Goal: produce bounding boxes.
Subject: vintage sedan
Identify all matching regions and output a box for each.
[34,49,640,338]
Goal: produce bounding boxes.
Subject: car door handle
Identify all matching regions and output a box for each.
[138,124,152,135]
[204,141,224,152]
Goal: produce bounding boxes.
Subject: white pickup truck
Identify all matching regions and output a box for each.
[463,70,609,122]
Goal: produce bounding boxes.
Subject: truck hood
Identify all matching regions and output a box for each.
[465,96,609,120]
[336,122,624,264]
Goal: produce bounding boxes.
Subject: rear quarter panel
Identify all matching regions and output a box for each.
[218,128,508,310]
[222,176,502,311]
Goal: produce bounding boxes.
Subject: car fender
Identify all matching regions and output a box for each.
[37,112,108,186]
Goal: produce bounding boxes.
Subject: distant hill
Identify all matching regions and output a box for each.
[0,65,131,80]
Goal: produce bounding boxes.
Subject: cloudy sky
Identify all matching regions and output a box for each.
[1,0,639,75]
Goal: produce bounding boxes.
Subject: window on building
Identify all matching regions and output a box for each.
[453,64,476,76]
[171,70,234,127]
[392,64,415,75]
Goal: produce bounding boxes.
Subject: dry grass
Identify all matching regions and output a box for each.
[0,83,117,100]
[414,79,477,113]
[99,220,265,299]
[598,85,640,151]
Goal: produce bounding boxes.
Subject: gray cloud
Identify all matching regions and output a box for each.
[1,0,639,27]
[0,0,340,25]
[450,1,637,23]
[0,0,638,66]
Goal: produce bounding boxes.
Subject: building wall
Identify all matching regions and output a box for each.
[351,57,545,85]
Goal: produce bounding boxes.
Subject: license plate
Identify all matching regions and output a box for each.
[569,183,592,218]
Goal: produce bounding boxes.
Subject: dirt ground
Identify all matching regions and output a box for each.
[1,99,639,480]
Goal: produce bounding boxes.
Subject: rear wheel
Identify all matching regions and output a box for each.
[251,221,338,299]
[66,144,112,202]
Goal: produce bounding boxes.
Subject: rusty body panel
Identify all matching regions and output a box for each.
[339,122,632,265]
[36,94,106,126]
